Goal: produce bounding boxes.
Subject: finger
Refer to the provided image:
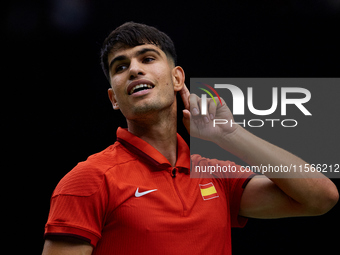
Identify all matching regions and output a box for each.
[207,98,217,120]
[182,109,191,134]
[179,83,190,110]
[189,94,200,116]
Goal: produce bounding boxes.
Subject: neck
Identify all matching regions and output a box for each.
[126,105,178,167]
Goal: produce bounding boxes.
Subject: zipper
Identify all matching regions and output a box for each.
[171,167,187,215]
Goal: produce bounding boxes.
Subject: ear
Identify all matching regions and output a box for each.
[108,88,120,110]
[172,66,185,92]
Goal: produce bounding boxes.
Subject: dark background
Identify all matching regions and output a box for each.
[4,0,340,254]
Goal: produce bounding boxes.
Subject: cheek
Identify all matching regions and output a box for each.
[154,68,173,88]
[110,79,126,98]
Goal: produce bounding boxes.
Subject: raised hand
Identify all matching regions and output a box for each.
[179,84,238,143]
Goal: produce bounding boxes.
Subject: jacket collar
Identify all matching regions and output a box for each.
[116,127,190,173]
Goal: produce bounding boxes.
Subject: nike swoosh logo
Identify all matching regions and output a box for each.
[135,188,157,197]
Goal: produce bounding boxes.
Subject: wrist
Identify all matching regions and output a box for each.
[214,124,243,151]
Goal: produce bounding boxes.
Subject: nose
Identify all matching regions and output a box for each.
[129,59,145,80]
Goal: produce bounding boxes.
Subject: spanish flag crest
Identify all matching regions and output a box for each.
[199,182,219,200]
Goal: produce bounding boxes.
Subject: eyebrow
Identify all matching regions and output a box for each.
[109,48,162,70]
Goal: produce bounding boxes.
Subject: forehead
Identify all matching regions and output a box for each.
[108,44,166,64]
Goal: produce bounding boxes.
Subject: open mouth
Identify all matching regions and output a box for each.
[129,84,155,95]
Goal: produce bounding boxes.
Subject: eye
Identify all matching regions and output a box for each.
[143,57,155,63]
[115,64,128,73]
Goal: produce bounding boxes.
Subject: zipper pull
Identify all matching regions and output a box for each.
[171,168,176,178]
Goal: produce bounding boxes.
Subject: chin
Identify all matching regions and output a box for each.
[123,97,176,119]
[123,104,161,119]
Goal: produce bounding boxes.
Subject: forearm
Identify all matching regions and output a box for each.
[215,125,338,212]
[216,125,315,177]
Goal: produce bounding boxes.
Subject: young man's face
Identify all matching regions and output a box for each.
[107,44,184,120]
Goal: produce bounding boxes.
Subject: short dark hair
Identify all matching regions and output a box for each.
[100,22,177,81]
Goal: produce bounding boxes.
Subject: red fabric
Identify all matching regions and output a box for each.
[45,127,255,254]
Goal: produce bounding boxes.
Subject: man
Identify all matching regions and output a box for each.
[42,22,338,254]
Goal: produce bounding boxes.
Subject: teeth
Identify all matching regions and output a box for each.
[130,84,153,94]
